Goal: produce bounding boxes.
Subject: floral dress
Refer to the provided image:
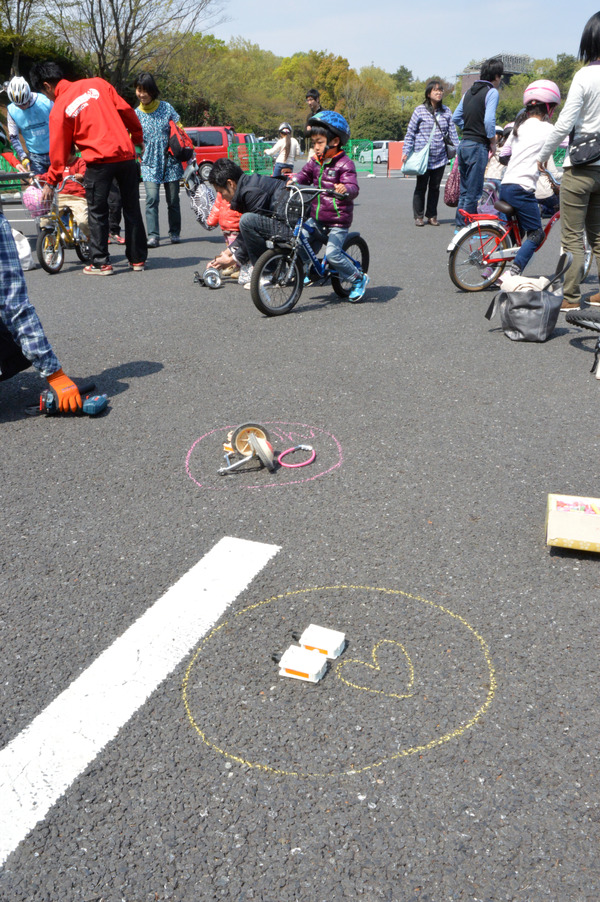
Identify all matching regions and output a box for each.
[135,101,183,184]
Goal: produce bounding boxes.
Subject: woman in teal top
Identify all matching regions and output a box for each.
[134,72,183,247]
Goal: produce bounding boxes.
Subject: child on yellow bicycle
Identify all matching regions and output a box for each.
[40,144,90,238]
[291,111,368,302]
[498,80,560,275]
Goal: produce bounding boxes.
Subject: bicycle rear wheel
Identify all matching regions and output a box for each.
[36,228,64,274]
[75,240,90,263]
[449,225,510,291]
[250,248,304,316]
[331,233,370,297]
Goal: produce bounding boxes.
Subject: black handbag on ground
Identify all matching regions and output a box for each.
[484,252,572,342]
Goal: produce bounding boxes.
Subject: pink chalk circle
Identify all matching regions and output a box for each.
[186,421,343,491]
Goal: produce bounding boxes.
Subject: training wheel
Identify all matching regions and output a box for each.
[231,422,271,455]
[203,267,222,289]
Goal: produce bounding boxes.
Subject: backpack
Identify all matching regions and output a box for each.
[167,120,194,163]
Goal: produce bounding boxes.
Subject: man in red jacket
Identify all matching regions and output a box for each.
[30,62,147,275]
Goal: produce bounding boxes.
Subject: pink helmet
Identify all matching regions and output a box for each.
[22,185,52,218]
[523,79,561,108]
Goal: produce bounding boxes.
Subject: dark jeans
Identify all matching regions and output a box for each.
[108,180,122,235]
[239,212,291,264]
[455,140,489,229]
[499,182,542,271]
[413,165,446,220]
[84,159,147,266]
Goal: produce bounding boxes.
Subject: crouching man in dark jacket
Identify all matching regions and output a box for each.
[208,159,290,279]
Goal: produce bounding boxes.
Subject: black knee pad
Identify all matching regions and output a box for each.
[525,227,545,248]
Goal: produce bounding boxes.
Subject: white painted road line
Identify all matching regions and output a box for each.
[0,536,280,868]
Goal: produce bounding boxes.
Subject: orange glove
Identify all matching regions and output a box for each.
[46,369,82,413]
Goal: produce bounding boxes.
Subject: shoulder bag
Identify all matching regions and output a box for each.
[401,122,434,176]
[431,110,457,159]
[484,252,572,342]
[444,156,460,206]
[167,119,194,163]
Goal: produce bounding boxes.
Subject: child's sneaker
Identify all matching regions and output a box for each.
[348,273,369,302]
[83,264,113,276]
[238,263,253,285]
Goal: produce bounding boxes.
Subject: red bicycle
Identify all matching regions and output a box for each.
[447,173,592,291]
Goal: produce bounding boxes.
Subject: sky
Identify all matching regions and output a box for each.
[208,0,597,81]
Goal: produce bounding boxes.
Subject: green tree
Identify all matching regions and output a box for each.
[44,0,225,95]
[391,65,413,91]
[0,0,42,74]
[351,106,405,140]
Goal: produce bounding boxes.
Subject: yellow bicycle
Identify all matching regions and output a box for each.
[36,176,90,274]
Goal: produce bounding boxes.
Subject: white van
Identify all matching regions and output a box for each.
[359,141,389,164]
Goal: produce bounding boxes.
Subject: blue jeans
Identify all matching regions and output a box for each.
[144,179,181,240]
[499,182,542,272]
[455,140,489,229]
[28,152,51,176]
[300,219,358,282]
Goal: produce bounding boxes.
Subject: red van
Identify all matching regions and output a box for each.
[184,126,236,180]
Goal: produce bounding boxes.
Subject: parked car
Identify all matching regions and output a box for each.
[359,140,390,165]
[184,126,236,180]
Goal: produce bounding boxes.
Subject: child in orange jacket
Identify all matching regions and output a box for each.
[206,191,243,276]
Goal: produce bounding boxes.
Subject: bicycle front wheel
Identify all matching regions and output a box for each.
[250,248,304,316]
[331,233,370,298]
[36,228,64,274]
[449,225,510,291]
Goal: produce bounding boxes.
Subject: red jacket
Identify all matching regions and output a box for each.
[47,78,143,185]
[206,192,241,232]
[39,155,87,196]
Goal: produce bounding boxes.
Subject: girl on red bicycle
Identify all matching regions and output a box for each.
[498,80,561,275]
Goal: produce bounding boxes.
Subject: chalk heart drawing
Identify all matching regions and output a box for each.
[335,639,415,700]
[185,421,343,491]
[183,585,496,779]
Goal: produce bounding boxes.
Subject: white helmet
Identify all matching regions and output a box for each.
[278,122,292,134]
[7,76,31,106]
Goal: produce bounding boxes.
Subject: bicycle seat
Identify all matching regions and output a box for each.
[494,200,515,216]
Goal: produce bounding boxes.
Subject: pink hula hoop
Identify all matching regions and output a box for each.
[277,445,316,469]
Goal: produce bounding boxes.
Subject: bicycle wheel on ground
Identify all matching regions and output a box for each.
[250,248,304,316]
[231,423,272,456]
[36,228,64,274]
[448,225,510,291]
[331,233,370,298]
[75,240,90,263]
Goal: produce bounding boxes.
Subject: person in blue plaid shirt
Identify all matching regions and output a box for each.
[0,201,82,411]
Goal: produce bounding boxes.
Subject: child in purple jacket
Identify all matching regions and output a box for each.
[292,111,369,302]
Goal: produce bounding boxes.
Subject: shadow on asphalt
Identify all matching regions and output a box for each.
[292,284,401,314]
[0,359,163,423]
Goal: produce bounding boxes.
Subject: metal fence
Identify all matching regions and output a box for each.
[229,141,274,175]
[347,140,374,173]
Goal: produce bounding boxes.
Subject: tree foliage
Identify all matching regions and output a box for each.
[42,0,225,95]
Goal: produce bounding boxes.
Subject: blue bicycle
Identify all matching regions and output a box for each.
[250,184,370,316]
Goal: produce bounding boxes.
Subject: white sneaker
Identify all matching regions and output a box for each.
[238,263,253,285]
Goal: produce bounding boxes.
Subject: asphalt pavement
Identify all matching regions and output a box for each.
[1,171,599,902]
